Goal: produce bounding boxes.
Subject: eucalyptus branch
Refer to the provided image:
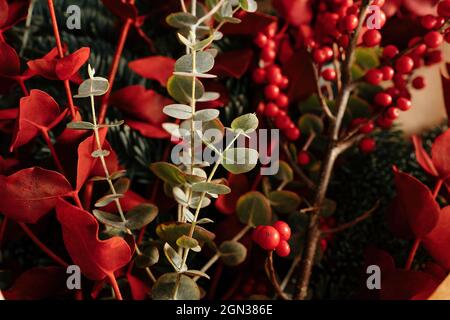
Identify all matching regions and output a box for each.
[195,0,227,27]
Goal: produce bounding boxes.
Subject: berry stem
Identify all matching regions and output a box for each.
[267,251,290,300]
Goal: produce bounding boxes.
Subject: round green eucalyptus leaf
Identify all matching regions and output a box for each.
[125,203,158,230]
[268,190,302,214]
[222,148,259,175]
[166,12,198,29]
[74,77,109,98]
[93,209,125,229]
[219,241,247,266]
[191,182,231,194]
[231,113,259,133]
[149,162,186,186]
[152,273,200,300]
[176,235,199,249]
[135,246,159,268]
[175,51,215,74]
[67,121,95,130]
[236,191,272,226]
[113,177,130,195]
[167,75,204,104]
[239,0,257,12]
[298,113,324,135]
[163,104,192,120]
[156,222,215,248]
[274,160,294,182]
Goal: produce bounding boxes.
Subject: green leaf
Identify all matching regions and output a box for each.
[320,198,337,217]
[197,218,214,224]
[239,0,257,12]
[110,170,127,180]
[135,246,159,268]
[268,190,302,214]
[355,47,380,70]
[194,108,220,122]
[113,177,130,195]
[95,193,123,207]
[149,162,186,186]
[231,113,259,133]
[93,209,125,229]
[197,92,220,102]
[298,113,324,135]
[163,104,192,120]
[348,96,373,119]
[236,191,272,226]
[167,75,204,103]
[125,203,158,230]
[164,243,186,272]
[222,148,259,174]
[74,77,109,98]
[191,182,231,194]
[67,121,96,130]
[274,160,294,182]
[175,52,214,74]
[156,222,215,248]
[298,95,322,115]
[166,12,198,28]
[152,273,200,300]
[176,235,199,249]
[98,120,124,128]
[91,149,110,158]
[183,270,210,279]
[219,241,247,266]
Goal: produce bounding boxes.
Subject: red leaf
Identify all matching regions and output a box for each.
[423,206,450,270]
[125,119,170,139]
[101,0,138,20]
[3,267,67,300]
[127,274,149,300]
[393,170,440,238]
[222,11,276,36]
[0,0,8,27]
[1,0,29,32]
[387,196,414,239]
[272,0,313,27]
[411,135,438,177]
[0,40,20,94]
[0,107,17,134]
[10,89,60,151]
[128,56,175,87]
[215,174,249,215]
[431,128,450,179]
[381,269,438,300]
[212,49,253,78]
[363,246,395,273]
[0,167,72,223]
[56,199,132,280]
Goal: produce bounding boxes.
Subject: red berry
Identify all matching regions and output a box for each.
[380,66,394,81]
[272,221,291,241]
[344,14,358,31]
[385,87,400,98]
[274,114,290,129]
[412,76,426,89]
[360,120,375,134]
[322,68,337,81]
[276,94,289,108]
[359,137,376,153]
[374,92,393,107]
[383,45,399,59]
[275,240,291,257]
[265,39,276,51]
[256,226,280,250]
[365,69,383,85]
[264,84,280,100]
[254,33,268,48]
[313,49,327,64]
[396,97,411,111]
[285,127,300,141]
[421,15,437,29]
[395,56,414,74]
[279,76,289,89]
[377,116,394,129]
[425,50,443,65]
[265,23,278,38]
[264,102,279,117]
[252,226,264,242]
[322,46,334,60]
[297,150,311,166]
[393,74,407,88]
[424,31,443,48]
[438,0,450,18]
[320,239,328,252]
[266,65,282,85]
[252,68,266,84]
[412,44,427,56]
[386,107,400,120]
[363,29,381,47]
[261,48,276,62]
[257,102,265,114]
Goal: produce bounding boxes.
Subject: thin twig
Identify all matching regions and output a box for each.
[20,0,35,56]
[266,251,290,300]
[282,143,316,190]
[310,55,336,121]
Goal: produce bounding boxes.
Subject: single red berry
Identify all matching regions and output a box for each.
[438,0,450,18]
[343,14,358,31]
[272,221,291,241]
[252,226,264,242]
[424,31,443,48]
[377,116,394,129]
[360,120,375,134]
[275,240,291,257]
[383,45,399,59]
[265,23,278,38]
[264,84,280,100]
[279,76,289,89]
[421,15,437,29]
[264,102,279,117]
[380,66,394,81]
[266,65,282,85]
[274,114,290,129]
[320,239,328,252]
[374,92,393,107]
[363,29,381,47]
[322,46,334,60]
[261,48,276,63]
[322,68,337,81]
[276,94,289,108]
[265,39,276,51]
[359,137,376,153]
[395,56,414,74]
[313,49,327,64]
[412,44,427,56]
[393,74,407,88]
[252,68,266,84]
[297,150,311,166]
[396,97,411,111]
[385,87,400,98]
[338,34,350,48]
[386,107,400,120]
[365,69,383,85]
[256,226,280,250]
[257,102,265,114]
[254,33,268,48]
[305,38,317,49]
[408,36,421,48]
[412,76,426,89]
[285,127,300,141]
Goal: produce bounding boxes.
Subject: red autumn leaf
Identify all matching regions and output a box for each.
[0,0,29,32]
[411,135,438,177]
[125,119,169,139]
[422,261,447,283]
[0,167,73,223]
[381,269,438,300]
[0,40,20,94]
[27,47,90,81]
[393,169,440,238]
[128,56,175,87]
[56,199,132,280]
[101,0,138,20]
[222,11,276,36]
[215,174,249,215]
[431,128,450,179]
[127,274,149,300]
[10,89,60,151]
[3,267,67,300]
[363,246,396,273]
[387,196,414,239]
[423,206,450,270]
[0,107,17,134]
[272,0,313,27]
[212,49,253,78]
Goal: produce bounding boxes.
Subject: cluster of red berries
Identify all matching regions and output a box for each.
[252,24,300,141]
[252,221,291,257]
